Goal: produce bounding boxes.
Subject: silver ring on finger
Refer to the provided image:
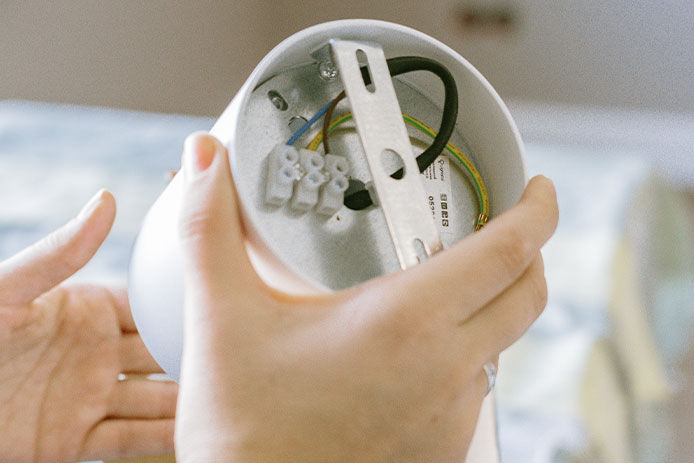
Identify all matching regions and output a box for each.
[483,362,497,396]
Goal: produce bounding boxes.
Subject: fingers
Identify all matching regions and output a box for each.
[0,189,116,306]
[109,286,137,333]
[382,175,557,320]
[108,378,178,419]
[178,132,259,309]
[458,255,548,365]
[121,333,165,374]
[79,418,174,461]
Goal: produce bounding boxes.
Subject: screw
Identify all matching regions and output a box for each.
[288,115,308,133]
[267,90,288,111]
[319,61,338,81]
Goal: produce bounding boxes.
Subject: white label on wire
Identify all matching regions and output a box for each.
[421,154,456,239]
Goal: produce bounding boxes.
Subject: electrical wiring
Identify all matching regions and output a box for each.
[321,56,458,172]
[322,91,344,155]
[320,57,458,209]
[285,55,470,218]
[288,56,458,163]
[286,101,332,146]
[307,112,490,230]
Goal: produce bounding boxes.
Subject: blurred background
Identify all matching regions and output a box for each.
[1,1,693,462]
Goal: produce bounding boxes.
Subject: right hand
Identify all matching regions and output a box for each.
[174,133,558,462]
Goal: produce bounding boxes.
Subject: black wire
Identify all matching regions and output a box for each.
[341,56,459,210]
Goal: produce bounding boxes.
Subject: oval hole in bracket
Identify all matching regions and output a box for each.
[381,149,406,179]
[355,49,375,93]
[413,238,428,263]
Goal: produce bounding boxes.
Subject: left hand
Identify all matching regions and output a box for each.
[0,190,176,463]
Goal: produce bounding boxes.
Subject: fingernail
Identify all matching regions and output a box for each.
[184,132,219,175]
[78,189,105,220]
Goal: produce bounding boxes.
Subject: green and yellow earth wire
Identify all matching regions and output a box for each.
[306,112,490,230]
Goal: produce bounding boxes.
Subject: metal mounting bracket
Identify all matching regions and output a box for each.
[329,39,443,268]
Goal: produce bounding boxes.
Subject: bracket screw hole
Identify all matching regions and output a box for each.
[268,90,288,111]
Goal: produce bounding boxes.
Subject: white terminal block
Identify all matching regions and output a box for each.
[265,144,299,206]
[316,153,350,216]
[269,143,299,168]
[316,174,349,215]
[292,170,325,211]
[324,154,350,177]
[265,146,351,215]
[299,148,325,173]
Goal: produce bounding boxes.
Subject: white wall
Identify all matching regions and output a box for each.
[0,1,273,115]
[265,0,694,112]
[2,1,694,115]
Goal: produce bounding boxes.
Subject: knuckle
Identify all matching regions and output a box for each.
[61,293,90,329]
[532,182,560,232]
[151,386,167,415]
[41,226,84,273]
[495,320,523,351]
[527,267,548,316]
[177,172,221,241]
[115,424,132,456]
[164,382,179,412]
[541,197,559,232]
[494,225,534,280]
[153,382,176,414]
[358,284,432,347]
[549,196,560,229]
[386,307,424,341]
[178,207,216,243]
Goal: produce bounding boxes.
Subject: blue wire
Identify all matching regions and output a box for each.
[286,101,332,146]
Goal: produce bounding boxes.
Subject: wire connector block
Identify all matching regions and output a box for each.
[292,170,325,211]
[315,154,350,216]
[324,154,350,177]
[299,148,325,174]
[265,144,299,206]
[316,174,349,216]
[265,145,352,215]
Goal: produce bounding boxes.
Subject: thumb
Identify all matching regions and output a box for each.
[178,132,256,311]
[0,189,116,306]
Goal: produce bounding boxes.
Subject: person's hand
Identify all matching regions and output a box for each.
[175,133,558,462]
[0,190,177,463]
